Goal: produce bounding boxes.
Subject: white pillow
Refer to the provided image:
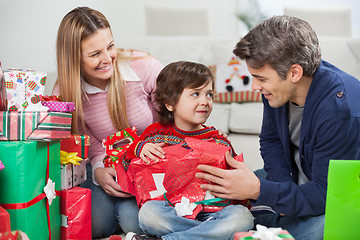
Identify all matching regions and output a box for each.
[229,102,263,134]
[206,103,231,134]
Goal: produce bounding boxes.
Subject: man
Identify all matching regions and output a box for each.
[196,15,360,240]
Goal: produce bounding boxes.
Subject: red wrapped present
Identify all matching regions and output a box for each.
[0,62,6,111]
[61,134,90,159]
[0,206,10,232]
[61,187,91,240]
[0,231,29,240]
[116,137,246,219]
[41,95,75,112]
[0,111,71,141]
[103,127,138,168]
[233,224,294,240]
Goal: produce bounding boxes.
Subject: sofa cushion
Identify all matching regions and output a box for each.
[229,102,263,134]
[205,103,231,134]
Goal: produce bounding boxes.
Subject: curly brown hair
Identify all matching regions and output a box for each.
[154,61,214,124]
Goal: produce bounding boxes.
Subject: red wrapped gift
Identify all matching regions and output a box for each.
[61,187,91,240]
[0,206,10,232]
[61,134,90,159]
[116,137,246,219]
[0,62,6,111]
[103,127,138,168]
[0,231,29,240]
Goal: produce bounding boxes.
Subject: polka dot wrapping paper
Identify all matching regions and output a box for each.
[41,101,75,112]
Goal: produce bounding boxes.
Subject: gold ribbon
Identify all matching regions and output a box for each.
[60,150,83,165]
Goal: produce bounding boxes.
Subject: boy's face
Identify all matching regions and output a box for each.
[249,63,297,108]
[167,81,213,131]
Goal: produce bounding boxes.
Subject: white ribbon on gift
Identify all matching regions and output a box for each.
[174,197,197,217]
[43,178,56,205]
[252,224,283,240]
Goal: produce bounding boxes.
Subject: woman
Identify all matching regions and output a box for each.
[53,7,163,238]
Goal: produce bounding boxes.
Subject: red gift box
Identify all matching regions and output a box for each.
[103,127,138,168]
[0,231,29,240]
[116,137,246,219]
[0,62,6,111]
[0,206,10,232]
[61,134,90,159]
[61,187,92,240]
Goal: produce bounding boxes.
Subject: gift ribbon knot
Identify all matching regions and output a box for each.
[60,150,83,165]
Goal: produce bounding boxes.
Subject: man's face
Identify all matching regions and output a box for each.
[248,63,296,108]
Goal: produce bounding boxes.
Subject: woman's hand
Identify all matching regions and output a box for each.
[139,142,165,164]
[95,167,133,198]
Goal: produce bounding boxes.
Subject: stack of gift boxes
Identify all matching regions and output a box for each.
[0,65,91,240]
[60,134,91,240]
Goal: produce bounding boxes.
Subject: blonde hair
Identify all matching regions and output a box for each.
[56,7,130,133]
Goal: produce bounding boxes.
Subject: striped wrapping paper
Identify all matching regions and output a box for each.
[213,90,262,103]
[0,111,71,141]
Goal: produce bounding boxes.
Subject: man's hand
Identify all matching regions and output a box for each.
[195,151,261,200]
[95,167,133,198]
[139,142,165,164]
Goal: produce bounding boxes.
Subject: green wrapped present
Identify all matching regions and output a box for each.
[0,141,61,240]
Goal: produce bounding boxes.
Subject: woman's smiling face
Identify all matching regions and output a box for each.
[80,28,117,90]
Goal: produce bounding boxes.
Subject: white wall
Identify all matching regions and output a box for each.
[0,0,358,94]
[256,0,360,37]
[0,0,238,72]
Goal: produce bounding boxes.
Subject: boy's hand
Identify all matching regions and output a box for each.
[140,142,166,164]
[217,129,228,138]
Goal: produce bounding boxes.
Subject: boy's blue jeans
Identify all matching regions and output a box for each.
[80,163,143,238]
[252,169,325,240]
[139,200,254,240]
